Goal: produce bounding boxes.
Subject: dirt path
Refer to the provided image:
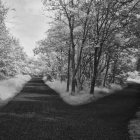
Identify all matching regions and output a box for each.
[0,77,139,140]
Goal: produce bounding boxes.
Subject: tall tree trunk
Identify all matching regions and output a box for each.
[60,48,63,82]
[103,55,110,87]
[71,46,76,95]
[90,65,98,94]
[67,46,71,92]
[90,52,93,80]
[90,48,98,94]
[112,59,117,83]
[69,14,76,95]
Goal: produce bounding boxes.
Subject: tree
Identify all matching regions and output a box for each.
[42,0,94,94]
[39,0,140,94]
[0,1,30,77]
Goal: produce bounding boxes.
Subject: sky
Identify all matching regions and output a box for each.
[3,0,51,57]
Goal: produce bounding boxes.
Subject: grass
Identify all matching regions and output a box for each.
[0,75,31,101]
[44,80,122,105]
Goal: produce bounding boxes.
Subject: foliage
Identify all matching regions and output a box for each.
[0,1,30,78]
[35,0,140,94]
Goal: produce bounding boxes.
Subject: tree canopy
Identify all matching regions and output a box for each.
[35,0,140,94]
[0,0,33,78]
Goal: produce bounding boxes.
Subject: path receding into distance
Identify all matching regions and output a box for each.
[0,77,140,140]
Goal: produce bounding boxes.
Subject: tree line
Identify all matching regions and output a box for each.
[34,0,140,94]
[0,1,45,79]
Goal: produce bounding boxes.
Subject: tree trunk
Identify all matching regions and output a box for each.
[60,48,63,82]
[137,57,140,71]
[67,47,71,92]
[71,77,76,94]
[71,42,76,95]
[112,60,117,83]
[103,55,110,87]
[71,63,76,94]
[90,48,98,94]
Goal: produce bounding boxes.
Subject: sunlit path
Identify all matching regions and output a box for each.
[0,77,139,139]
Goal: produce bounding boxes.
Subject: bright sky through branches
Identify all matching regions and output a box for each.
[3,0,51,57]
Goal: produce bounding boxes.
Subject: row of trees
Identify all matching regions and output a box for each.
[34,0,140,94]
[0,1,35,78]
